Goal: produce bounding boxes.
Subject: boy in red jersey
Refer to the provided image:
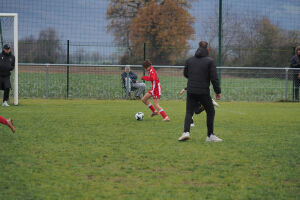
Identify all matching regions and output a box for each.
[0,116,15,133]
[141,59,170,121]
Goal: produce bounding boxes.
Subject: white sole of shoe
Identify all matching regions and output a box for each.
[206,140,222,142]
[178,136,190,141]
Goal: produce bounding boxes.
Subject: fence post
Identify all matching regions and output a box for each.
[0,20,3,49]
[143,42,146,78]
[46,64,49,99]
[125,65,130,99]
[292,46,295,101]
[285,68,288,101]
[66,40,70,99]
[143,43,146,95]
[218,0,222,84]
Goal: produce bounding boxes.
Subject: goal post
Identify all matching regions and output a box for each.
[0,13,18,105]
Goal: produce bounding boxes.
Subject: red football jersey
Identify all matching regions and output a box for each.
[142,66,161,98]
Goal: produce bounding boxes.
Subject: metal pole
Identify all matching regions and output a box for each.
[125,65,130,99]
[46,64,49,99]
[0,19,3,48]
[218,0,222,83]
[13,14,18,105]
[285,68,288,101]
[67,40,70,99]
[143,43,146,95]
[292,46,296,101]
[143,42,146,78]
[292,68,295,100]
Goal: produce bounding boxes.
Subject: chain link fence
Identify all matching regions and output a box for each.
[1,64,298,102]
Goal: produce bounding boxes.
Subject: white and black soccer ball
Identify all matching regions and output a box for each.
[135,112,144,121]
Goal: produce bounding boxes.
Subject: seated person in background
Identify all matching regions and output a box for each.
[121,65,145,99]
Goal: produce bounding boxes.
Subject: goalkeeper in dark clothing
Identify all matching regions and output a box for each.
[0,44,15,106]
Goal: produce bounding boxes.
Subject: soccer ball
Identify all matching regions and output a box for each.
[135,112,144,121]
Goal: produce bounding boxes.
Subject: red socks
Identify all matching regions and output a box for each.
[147,103,156,112]
[147,104,168,119]
[0,116,8,125]
[159,109,168,119]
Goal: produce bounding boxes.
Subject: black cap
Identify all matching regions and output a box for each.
[3,44,10,49]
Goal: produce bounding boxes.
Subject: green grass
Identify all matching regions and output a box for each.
[0,99,299,199]
[10,71,296,101]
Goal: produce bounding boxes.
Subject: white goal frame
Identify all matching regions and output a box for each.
[0,13,18,105]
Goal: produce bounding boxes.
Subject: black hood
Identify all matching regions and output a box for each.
[195,47,208,58]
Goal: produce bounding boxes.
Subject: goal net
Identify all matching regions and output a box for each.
[0,13,18,105]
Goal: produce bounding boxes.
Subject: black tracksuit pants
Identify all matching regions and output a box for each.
[184,93,215,136]
[0,76,11,102]
[294,76,300,101]
[3,88,10,102]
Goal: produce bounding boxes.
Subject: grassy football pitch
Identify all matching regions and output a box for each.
[0,99,299,199]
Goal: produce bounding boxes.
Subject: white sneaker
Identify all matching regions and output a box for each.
[212,99,219,107]
[190,123,195,127]
[2,101,10,107]
[178,132,190,141]
[206,134,223,142]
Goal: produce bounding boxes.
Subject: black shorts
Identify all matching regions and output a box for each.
[0,76,11,90]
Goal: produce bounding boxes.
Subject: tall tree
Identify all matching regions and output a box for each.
[107,0,140,47]
[107,0,196,45]
[201,6,260,66]
[129,0,194,64]
[35,28,62,63]
[250,18,300,67]
[19,28,63,63]
[250,18,280,67]
[106,0,196,64]
[201,6,300,67]
[19,35,37,63]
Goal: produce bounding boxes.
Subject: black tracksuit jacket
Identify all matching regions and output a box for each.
[184,47,221,95]
[0,51,15,77]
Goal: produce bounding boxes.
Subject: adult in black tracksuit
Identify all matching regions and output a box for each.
[178,41,222,142]
[291,46,300,101]
[0,44,15,106]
